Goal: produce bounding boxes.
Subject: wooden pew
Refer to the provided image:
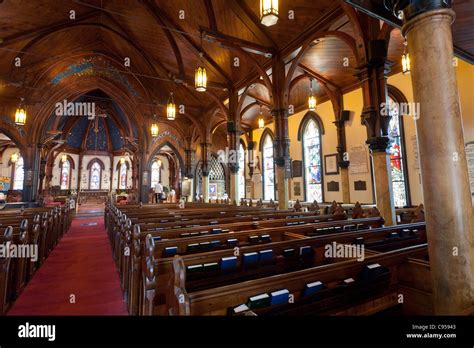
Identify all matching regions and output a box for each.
[167,243,428,316]
[141,222,424,315]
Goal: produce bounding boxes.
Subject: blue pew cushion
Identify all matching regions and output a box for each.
[283,248,296,258]
[299,246,313,257]
[227,238,238,247]
[211,228,222,234]
[248,235,259,243]
[260,234,271,242]
[153,236,162,241]
[210,240,221,248]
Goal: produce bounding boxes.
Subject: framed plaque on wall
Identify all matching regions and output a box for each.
[324,154,339,175]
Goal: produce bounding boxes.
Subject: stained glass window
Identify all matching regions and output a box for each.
[151,160,160,188]
[262,134,275,200]
[13,156,24,190]
[119,162,127,189]
[89,162,101,190]
[60,160,70,190]
[238,143,246,200]
[303,119,323,202]
[387,96,409,207]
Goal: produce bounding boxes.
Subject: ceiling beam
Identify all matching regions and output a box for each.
[139,0,231,83]
[203,0,218,32]
[0,10,100,47]
[229,0,277,48]
[299,63,340,90]
[246,93,271,107]
[200,26,274,58]
[139,0,185,79]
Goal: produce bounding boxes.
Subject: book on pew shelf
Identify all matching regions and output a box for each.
[164,246,178,257]
[232,304,250,314]
[187,264,203,273]
[199,231,209,235]
[187,243,200,252]
[221,256,237,270]
[248,293,271,309]
[260,234,271,242]
[259,249,273,262]
[411,229,419,236]
[173,226,182,229]
[343,278,355,285]
[283,248,296,258]
[389,232,399,238]
[180,233,190,238]
[400,229,410,237]
[210,240,221,248]
[210,221,219,225]
[270,289,290,306]
[243,252,259,266]
[153,236,161,241]
[227,238,238,247]
[299,246,313,257]
[211,228,222,234]
[199,241,211,250]
[303,281,325,297]
[361,263,388,281]
[354,237,364,245]
[190,232,200,237]
[249,235,259,243]
[160,219,169,223]
[203,262,219,271]
[222,229,230,233]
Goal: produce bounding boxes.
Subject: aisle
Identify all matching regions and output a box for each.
[8,206,128,316]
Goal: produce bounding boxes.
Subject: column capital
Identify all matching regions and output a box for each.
[401,0,452,23]
[366,137,391,154]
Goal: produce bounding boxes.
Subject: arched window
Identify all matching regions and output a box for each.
[238,143,246,199]
[262,134,275,200]
[118,162,127,189]
[60,160,71,190]
[303,119,323,202]
[89,162,101,190]
[151,160,161,188]
[387,96,409,207]
[12,156,24,190]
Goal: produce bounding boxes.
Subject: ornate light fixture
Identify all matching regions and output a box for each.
[11,152,19,163]
[402,40,410,75]
[195,54,207,92]
[61,154,68,162]
[166,92,176,120]
[260,0,279,27]
[195,33,207,92]
[308,78,317,111]
[258,104,265,129]
[157,159,162,168]
[15,98,27,125]
[120,156,126,164]
[150,114,159,137]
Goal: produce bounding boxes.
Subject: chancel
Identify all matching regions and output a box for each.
[0,0,473,323]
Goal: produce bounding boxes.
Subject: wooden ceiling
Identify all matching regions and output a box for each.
[0,0,472,139]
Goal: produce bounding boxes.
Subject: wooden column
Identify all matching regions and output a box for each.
[358,40,396,225]
[272,57,290,210]
[227,88,241,203]
[184,148,195,202]
[334,118,350,203]
[402,5,474,314]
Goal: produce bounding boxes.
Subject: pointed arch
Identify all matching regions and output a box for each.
[297,111,325,141]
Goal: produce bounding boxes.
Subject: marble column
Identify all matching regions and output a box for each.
[200,143,211,203]
[402,6,474,314]
[334,118,350,203]
[202,175,209,202]
[340,166,350,203]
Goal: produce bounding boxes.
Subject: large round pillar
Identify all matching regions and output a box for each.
[403,8,474,314]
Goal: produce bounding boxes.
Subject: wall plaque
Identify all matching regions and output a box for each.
[349,145,368,174]
[354,180,367,191]
[292,160,302,178]
[327,181,340,192]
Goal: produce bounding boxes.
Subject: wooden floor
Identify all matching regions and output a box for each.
[8,204,128,316]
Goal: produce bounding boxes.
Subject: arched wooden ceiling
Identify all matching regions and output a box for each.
[0,0,471,139]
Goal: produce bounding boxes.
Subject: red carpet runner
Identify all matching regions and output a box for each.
[8,210,128,316]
